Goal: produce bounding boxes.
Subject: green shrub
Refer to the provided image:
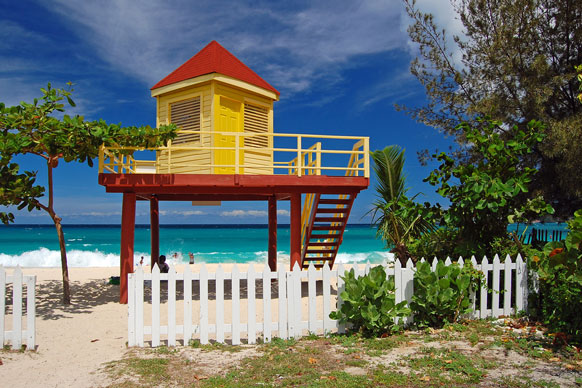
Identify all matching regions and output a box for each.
[529,209,582,343]
[410,261,482,328]
[330,266,410,337]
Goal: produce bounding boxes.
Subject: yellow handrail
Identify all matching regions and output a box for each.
[99,130,369,178]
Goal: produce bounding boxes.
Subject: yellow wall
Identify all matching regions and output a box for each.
[154,78,275,174]
[213,83,274,174]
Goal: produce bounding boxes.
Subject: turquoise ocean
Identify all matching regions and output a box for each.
[0,224,389,267]
[0,223,567,268]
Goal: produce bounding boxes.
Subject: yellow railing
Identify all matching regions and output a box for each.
[299,139,367,254]
[99,130,369,178]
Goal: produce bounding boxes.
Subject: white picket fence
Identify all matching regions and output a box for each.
[128,254,528,347]
[0,266,36,350]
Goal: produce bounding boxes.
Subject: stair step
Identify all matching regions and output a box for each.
[312,225,343,231]
[302,263,333,269]
[307,241,340,247]
[318,198,351,205]
[316,208,349,213]
[305,249,336,254]
[309,234,340,240]
[303,256,333,261]
[314,217,345,223]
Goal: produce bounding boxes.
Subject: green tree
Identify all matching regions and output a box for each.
[370,146,435,265]
[401,0,582,217]
[424,119,553,256]
[0,84,176,304]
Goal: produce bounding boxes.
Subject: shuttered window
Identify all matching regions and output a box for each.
[243,103,269,148]
[170,97,201,144]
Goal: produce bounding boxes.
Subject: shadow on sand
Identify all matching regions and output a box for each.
[141,279,337,305]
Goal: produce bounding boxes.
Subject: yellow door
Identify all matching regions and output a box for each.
[214,97,243,174]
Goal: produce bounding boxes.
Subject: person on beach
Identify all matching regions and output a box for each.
[188,252,195,264]
[159,255,169,273]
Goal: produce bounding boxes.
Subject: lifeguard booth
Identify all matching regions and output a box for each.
[98,41,370,303]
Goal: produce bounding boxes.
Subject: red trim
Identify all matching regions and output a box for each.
[99,174,368,196]
[120,193,136,304]
[268,196,277,272]
[290,193,301,271]
[150,197,160,269]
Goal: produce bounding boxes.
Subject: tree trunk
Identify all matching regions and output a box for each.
[53,216,71,304]
[390,243,416,267]
[47,158,71,305]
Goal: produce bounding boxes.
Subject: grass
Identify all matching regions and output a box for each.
[103,319,582,387]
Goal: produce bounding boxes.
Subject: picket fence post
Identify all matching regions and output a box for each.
[168,266,177,346]
[277,266,287,340]
[200,264,209,344]
[307,263,317,334]
[184,265,193,345]
[151,265,161,347]
[394,259,402,305]
[504,255,512,316]
[12,266,23,350]
[492,255,502,317]
[292,264,302,339]
[215,265,224,343]
[336,263,346,334]
[403,259,414,325]
[128,272,136,347]
[322,263,332,335]
[262,265,272,343]
[25,274,35,350]
[136,266,144,347]
[0,266,5,347]
[232,265,241,345]
[247,264,256,344]
[515,255,527,313]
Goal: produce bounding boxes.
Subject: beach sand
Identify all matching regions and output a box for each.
[1,263,341,387]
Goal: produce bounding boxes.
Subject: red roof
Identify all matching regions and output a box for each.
[151,41,279,96]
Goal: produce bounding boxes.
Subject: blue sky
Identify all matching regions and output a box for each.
[1,0,459,225]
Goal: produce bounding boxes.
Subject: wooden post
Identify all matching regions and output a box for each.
[268,196,277,271]
[150,196,160,269]
[120,192,136,304]
[290,193,301,270]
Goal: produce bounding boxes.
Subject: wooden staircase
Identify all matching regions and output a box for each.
[300,193,356,269]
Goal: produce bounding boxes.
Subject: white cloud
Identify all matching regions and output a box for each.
[42,0,407,96]
[221,210,267,217]
[277,209,290,216]
[159,210,206,216]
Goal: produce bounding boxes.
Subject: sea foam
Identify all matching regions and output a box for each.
[0,248,149,268]
[0,248,392,268]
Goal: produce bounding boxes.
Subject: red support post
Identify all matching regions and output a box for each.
[120,192,136,304]
[290,193,301,270]
[268,196,277,272]
[150,196,160,269]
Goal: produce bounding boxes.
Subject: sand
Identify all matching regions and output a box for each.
[1,263,334,387]
[0,265,215,387]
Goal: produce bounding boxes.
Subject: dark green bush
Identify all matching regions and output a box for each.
[410,261,482,328]
[330,266,410,337]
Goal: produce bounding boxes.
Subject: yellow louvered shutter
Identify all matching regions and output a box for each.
[170,97,201,143]
[244,103,269,148]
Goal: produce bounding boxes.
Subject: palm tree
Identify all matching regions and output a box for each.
[370,146,434,265]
